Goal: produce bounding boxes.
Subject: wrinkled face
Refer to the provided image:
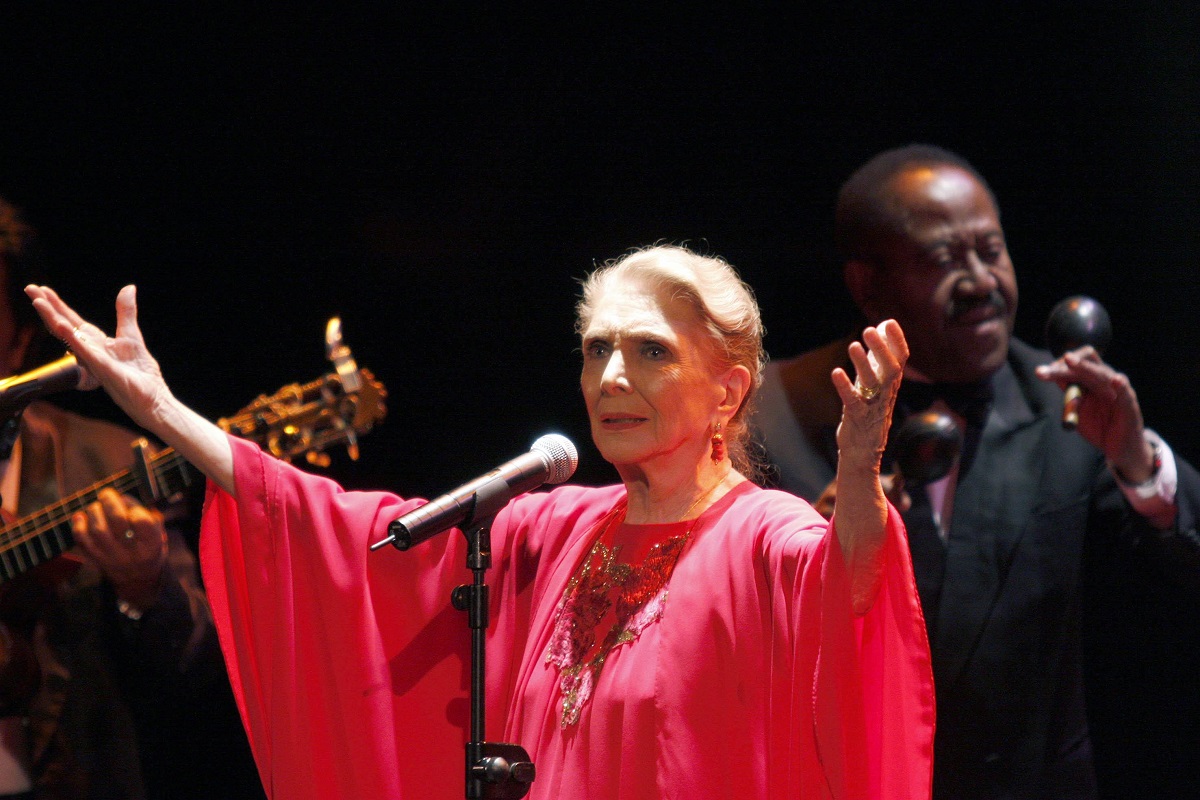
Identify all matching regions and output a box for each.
[580,277,726,474]
[857,165,1018,384]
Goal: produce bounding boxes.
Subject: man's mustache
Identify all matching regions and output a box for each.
[948,291,1008,322]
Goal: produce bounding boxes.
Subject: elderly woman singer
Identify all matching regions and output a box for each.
[26,245,933,799]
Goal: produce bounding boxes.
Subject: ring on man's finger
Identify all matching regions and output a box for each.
[854,380,881,403]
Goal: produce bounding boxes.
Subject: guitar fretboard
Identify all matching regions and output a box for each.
[0,448,197,584]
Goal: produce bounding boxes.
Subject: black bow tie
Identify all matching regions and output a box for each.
[896,378,994,428]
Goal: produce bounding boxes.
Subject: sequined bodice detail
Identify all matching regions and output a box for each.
[544,504,693,727]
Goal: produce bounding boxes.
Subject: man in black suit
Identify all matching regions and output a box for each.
[754,144,1200,798]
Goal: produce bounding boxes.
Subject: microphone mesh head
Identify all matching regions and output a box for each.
[532,434,578,484]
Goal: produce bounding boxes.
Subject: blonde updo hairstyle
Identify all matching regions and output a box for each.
[576,245,766,477]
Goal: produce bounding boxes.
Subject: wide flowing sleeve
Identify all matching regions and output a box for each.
[199,435,475,800]
[649,487,933,799]
[813,504,935,799]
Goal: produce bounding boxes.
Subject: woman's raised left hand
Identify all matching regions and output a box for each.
[828,319,909,613]
[831,319,909,472]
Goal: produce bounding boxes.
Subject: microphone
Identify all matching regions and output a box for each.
[370,434,579,551]
[0,354,100,419]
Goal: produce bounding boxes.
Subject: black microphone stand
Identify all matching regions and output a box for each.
[384,497,536,799]
[452,515,536,799]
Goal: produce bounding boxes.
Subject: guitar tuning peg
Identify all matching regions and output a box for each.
[306,451,332,468]
[344,429,360,462]
[325,317,362,393]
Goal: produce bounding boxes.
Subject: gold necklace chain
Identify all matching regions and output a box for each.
[684,468,732,518]
[643,467,733,524]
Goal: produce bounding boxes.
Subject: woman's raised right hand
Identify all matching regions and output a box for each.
[25,284,172,434]
[25,284,236,494]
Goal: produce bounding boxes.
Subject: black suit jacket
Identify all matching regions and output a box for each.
[1079,426,1200,798]
[921,340,1105,798]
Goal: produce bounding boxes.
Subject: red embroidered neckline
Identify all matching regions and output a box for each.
[544,500,695,727]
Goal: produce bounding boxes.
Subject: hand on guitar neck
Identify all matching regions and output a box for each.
[70,488,168,610]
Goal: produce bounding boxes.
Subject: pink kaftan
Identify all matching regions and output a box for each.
[201,435,933,799]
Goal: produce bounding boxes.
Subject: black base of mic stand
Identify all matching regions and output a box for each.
[451,519,535,799]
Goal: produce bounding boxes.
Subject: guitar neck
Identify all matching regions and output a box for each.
[0,364,384,586]
[0,447,197,584]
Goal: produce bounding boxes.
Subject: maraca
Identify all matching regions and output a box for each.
[889,409,963,486]
[1045,296,1113,430]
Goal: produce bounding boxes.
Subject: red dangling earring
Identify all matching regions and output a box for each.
[710,422,726,463]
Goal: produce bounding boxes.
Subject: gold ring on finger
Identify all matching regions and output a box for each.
[854,380,881,403]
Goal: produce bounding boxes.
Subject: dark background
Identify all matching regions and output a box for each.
[1,3,1196,496]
